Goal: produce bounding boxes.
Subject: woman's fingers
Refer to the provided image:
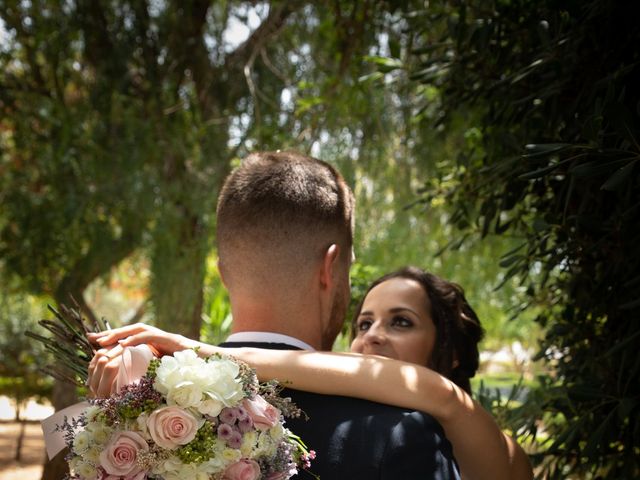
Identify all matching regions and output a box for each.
[86,323,189,355]
[119,331,195,356]
[88,345,124,398]
[86,325,198,397]
[87,323,156,347]
[117,332,158,348]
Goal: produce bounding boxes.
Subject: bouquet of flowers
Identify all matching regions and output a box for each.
[56,348,314,480]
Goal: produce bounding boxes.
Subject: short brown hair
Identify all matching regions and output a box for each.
[216,151,354,292]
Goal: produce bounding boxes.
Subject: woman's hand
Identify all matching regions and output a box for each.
[87,323,198,398]
[87,323,196,355]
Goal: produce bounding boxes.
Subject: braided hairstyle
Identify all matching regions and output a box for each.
[351,266,485,394]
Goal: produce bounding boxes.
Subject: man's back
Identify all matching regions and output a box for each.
[287,389,460,480]
[222,341,460,480]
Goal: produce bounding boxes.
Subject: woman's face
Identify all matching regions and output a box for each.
[350,277,437,366]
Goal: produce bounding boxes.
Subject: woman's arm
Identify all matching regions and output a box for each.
[89,326,532,480]
[230,348,533,480]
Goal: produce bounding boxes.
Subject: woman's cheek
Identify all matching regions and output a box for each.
[349,338,363,353]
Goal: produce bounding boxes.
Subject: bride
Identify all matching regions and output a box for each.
[88,266,533,480]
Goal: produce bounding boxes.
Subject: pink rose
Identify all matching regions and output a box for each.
[99,431,148,478]
[147,406,199,450]
[222,458,261,480]
[242,395,280,431]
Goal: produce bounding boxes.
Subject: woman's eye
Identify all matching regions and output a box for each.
[391,316,413,328]
[357,319,372,331]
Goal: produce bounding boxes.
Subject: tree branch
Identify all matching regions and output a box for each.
[204,2,302,113]
[54,230,143,324]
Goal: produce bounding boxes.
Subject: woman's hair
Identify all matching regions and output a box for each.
[352,266,485,394]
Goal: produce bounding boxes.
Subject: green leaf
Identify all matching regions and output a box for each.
[523,143,572,158]
[494,263,522,290]
[619,298,640,310]
[357,72,384,83]
[601,159,637,190]
[569,158,630,177]
[363,55,403,73]
[518,156,575,180]
[532,217,550,232]
[584,408,617,458]
[603,330,640,357]
[499,254,524,268]
[618,398,637,421]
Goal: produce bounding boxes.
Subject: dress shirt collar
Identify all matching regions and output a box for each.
[225,332,315,351]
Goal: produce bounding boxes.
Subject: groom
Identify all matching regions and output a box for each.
[215,151,459,478]
[91,151,460,479]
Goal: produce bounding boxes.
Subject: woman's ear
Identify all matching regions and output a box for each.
[452,354,460,370]
[319,244,340,290]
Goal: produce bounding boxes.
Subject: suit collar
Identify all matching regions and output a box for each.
[225,331,314,351]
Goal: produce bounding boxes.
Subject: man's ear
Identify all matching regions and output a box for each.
[218,259,229,288]
[319,244,340,290]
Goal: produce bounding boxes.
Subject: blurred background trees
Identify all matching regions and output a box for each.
[1,0,638,478]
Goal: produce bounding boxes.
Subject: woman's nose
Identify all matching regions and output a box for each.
[363,322,386,344]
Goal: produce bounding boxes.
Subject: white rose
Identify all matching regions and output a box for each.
[155,352,221,407]
[167,382,204,409]
[155,353,204,392]
[173,349,202,366]
[155,353,245,412]
[200,359,244,407]
[154,356,181,395]
[198,396,224,417]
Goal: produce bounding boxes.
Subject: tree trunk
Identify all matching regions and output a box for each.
[14,402,25,462]
[150,129,229,339]
[151,206,210,339]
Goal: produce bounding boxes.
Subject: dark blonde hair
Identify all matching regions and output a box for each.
[216,151,354,291]
[352,266,484,394]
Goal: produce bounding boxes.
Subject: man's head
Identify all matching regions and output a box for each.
[216,151,355,348]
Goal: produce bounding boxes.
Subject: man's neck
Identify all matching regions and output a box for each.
[229,302,324,350]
